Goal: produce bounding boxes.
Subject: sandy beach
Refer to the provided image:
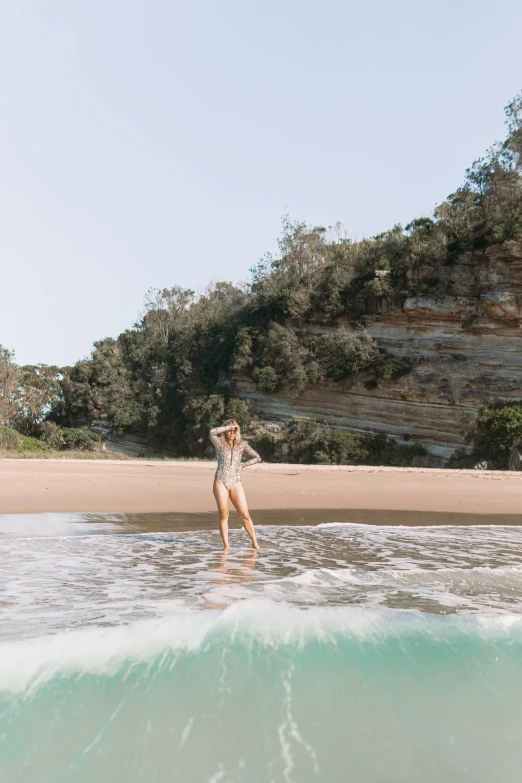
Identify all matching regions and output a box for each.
[1,458,521,519]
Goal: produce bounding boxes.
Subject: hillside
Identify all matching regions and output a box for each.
[234,239,522,459]
[1,91,521,468]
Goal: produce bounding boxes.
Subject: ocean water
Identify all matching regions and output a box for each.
[2,513,522,782]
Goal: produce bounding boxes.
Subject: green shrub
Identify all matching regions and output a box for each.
[466,401,522,467]
[313,427,370,464]
[252,324,308,392]
[275,418,369,465]
[183,394,227,456]
[446,446,480,469]
[309,332,412,387]
[0,426,23,450]
[373,351,412,381]
[276,418,321,463]
[252,366,279,393]
[230,327,254,373]
[249,431,278,461]
[223,397,252,430]
[304,361,324,387]
[183,394,254,457]
[61,427,103,452]
[263,418,433,467]
[0,426,51,453]
[311,330,379,381]
[39,421,66,450]
[363,432,429,467]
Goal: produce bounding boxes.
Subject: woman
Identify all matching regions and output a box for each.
[210,419,262,551]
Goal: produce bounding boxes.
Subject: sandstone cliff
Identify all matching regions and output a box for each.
[232,240,522,458]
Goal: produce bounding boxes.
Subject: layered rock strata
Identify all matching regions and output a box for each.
[233,241,522,458]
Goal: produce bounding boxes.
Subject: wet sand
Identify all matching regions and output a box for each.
[0,459,521,520]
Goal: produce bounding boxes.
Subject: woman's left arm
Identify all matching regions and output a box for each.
[240,442,262,470]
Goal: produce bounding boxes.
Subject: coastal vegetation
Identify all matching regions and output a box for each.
[1,91,521,466]
[447,401,522,470]
[0,347,117,457]
[471,402,522,464]
[251,418,431,467]
[0,426,130,460]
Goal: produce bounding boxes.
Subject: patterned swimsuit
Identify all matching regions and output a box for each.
[210,426,262,491]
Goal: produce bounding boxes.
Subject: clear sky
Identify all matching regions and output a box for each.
[1,0,521,367]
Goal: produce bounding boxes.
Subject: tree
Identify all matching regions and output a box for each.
[467,402,522,466]
[250,215,328,314]
[504,91,522,167]
[0,345,19,425]
[142,286,195,344]
[311,329,380,381]
[277,214,327,291]
[14,364,62,435]
[252,323,309,393]
[183,394,251,456]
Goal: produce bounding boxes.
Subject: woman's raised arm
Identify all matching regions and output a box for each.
[210,424,234,449]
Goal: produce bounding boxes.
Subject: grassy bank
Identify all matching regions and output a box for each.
[0,426,133,460]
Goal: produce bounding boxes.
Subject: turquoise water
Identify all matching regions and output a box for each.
[2,514,522,782]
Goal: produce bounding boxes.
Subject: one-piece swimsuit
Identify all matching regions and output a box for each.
[210,426,261,490]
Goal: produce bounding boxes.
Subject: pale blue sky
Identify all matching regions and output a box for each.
[1,0,521,366]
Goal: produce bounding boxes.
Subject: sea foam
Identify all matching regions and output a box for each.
[2,601,522,783]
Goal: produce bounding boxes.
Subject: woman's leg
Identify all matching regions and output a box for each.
[229,482,260,550]
[213,478,230,550]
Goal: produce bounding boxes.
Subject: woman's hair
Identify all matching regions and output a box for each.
[221,418,242,446]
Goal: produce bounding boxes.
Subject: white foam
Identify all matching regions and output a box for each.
[2,600,522,694]
[0,610,216,693]
[4,518,522,640]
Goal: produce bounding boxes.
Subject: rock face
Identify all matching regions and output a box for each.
[90,419,164,458]
[232,241,522,458]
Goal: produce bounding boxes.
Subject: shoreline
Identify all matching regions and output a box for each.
[1,459,521,517]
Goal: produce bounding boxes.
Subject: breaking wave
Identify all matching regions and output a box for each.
[2,600,522,783]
